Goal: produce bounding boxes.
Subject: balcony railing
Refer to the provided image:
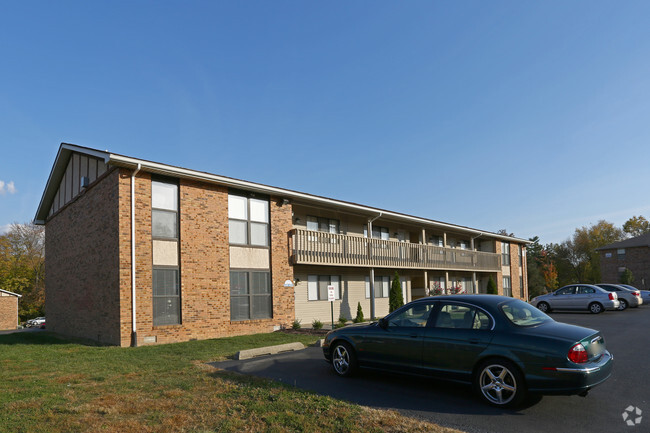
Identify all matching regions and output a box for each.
[290,229,501,271]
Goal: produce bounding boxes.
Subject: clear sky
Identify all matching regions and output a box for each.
[1,1,649,244]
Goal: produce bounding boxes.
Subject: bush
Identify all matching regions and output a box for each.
[312,319,323,330]
[335,316,347,328]
[487,275,497,295]
[353,302,364,323]
[291,319,301,330]
[619,268,635,285]
[389,271,404,312]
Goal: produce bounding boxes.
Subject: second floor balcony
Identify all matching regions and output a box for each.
[290,229,501,271]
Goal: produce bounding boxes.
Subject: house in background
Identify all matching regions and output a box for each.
[597,233,650,289]
[0,289,21,330]
[35,143,529,347]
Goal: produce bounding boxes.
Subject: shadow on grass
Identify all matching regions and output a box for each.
[0,331,98,346]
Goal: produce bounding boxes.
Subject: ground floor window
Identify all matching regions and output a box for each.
[520,276,524,298]
[365,276,389,298]
[307,275,341,301]
[153,268,181,326]
[230,271,272,320]
[503,276,512,297]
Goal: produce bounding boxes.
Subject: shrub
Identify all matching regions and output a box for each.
[335,316,347,328]
[312,319,323,330]
[487,275,497,295]
[620,268,635,285]
[291,319,301,330]
[354,302,364,323]
[389,271,404,312]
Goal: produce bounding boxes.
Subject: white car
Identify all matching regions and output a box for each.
[27,317,45,327]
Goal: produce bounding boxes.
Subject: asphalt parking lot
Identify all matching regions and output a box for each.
[213,307,650,433]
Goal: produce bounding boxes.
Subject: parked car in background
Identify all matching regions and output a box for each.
[531,284,619,314]
[618,284,650,305]
[26,317,45,328]
[323,295,613,408]
[595,284,642,311]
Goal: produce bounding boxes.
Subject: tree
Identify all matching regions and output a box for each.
[526,236,546,298]
[354,302,364,323]
[619,268,635,285]
[487,275,497,295]
[539,250,559,291]
[623,216,650,238]
[389,271,404,312]
[0,222,45,320]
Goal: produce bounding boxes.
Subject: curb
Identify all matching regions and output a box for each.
[236,342,305,360]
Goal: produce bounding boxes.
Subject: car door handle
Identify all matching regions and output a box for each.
[469,339,480,344]
[410,334,418,339]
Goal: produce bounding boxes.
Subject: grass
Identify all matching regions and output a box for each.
[0,331,463,433]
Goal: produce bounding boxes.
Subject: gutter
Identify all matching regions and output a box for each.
[131,163,141,347]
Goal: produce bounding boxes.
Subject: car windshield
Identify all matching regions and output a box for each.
[501,300,552,327]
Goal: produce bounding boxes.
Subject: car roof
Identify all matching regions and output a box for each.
[410,294,518,308]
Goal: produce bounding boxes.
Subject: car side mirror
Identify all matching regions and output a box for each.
[378,318,388,329]
[552,292,557,296]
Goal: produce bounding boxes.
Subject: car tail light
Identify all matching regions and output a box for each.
[608,293,616,301]
[634,291,641,297]
[568,343,589,364]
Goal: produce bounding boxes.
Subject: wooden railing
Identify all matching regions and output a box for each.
[289,229,501,271]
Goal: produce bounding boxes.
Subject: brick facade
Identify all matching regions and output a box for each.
[0,295,19,330]
[45,168,122,345]
[600,246,650,290]
[41,146,527,346]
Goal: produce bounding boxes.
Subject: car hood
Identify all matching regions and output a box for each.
[522,320,598,343]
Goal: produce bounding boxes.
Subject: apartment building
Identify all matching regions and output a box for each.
[35,143,529,346]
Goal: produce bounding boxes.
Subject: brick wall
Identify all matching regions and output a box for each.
[120,177,297,346]
[45,168,122,345]
[0,295,18,330]
[600,247,650,290]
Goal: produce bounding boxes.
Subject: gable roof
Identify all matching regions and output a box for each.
[0,289,22,298]
[35,143,530,244]
[596,233,650,251]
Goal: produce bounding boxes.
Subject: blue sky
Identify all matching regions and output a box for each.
[1,1,649,244]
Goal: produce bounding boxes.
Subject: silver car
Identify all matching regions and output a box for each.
[531,284,619,314]
[595,284,643,310]
[618,284,650,306]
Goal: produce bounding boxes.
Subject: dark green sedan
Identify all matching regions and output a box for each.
[322,295,613,408]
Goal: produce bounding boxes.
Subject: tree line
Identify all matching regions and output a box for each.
[526,215,650,299]
[0,223,44,321]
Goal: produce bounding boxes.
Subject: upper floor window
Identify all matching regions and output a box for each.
[228,194,269,247]
[364,225,389,240]
[152,179,179,239]
[617,248,626,260]
[306,216,339,234]
[501,242,511,266]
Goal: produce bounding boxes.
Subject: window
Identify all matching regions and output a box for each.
[152,180,178,239]
[365,276,389,298]
[307,275,341,301]
[500,300,550,327]
[364,225,389,240]
[556,286,576,295]
[518,245,523,263]
[228,194,269,247]
[153,268,180,326]
[617,248,626,260]
[578,286,596,294]
[428,235,444,247]
[501,242,510,266]
[230,271,272,320]
[435,304,491,330]
[306,216,339,234]
[520,276,524,298]
[503,276,512,297]
[152,179,180,326]
[387,303,434,327]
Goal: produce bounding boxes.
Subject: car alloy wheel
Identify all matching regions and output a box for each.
[537,302,550,313]
[589,302,603,314]
[476,360,524,407]
[618,299,628,311]
[332,342,356,377]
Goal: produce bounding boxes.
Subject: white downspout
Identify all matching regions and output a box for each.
[131,164,141,347]
[368,212,382,320]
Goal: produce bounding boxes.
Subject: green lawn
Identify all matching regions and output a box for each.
[0,331,461,433]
